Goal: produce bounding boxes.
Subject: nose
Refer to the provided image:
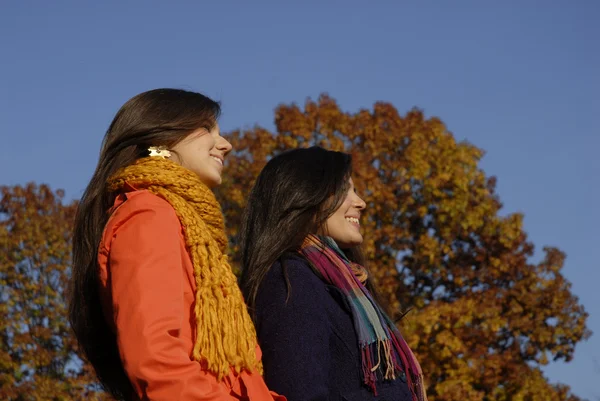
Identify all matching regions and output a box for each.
[353,193,366,210]
[216,135,233,155]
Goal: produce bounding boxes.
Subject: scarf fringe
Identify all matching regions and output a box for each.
[300,234,427,401]
[361,339,400,396]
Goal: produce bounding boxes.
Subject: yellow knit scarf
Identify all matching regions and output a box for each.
[108,157,261,379]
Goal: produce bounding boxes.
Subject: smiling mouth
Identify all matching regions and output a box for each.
[345,217,360,226]
[211,156,223,166]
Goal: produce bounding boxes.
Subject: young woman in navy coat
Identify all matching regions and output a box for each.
[239,147,428,401]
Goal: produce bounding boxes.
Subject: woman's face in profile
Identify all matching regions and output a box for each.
[170,123,232,187]
[322,178,366,248]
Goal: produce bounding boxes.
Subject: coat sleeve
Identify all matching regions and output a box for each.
[255,257,332,401]
[107,194,231,400]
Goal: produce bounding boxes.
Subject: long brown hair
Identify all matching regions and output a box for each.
[68,88,221,400]
[239,147,386,315]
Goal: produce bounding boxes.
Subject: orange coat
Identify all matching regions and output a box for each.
[98,187,285,400]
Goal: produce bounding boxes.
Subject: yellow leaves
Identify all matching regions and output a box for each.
[502,367,582,401]
[1,184,104,398]
[435,331,464,358]
[416,234,441,265]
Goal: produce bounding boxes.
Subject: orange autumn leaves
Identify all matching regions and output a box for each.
[1,95,590,400]
[0,184,109,400]
[216,94,590,401]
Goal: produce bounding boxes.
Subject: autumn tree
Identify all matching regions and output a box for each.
[217,95,591,401]
[0,184,107,400]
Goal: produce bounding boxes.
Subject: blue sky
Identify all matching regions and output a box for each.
[1,1,598,399]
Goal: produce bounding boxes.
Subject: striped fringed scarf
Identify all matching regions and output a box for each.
[299,234,427,401]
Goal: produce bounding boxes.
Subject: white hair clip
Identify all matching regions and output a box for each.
[148,146,171,158]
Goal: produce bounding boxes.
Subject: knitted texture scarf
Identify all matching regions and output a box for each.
[108,157,261,379]
[299,234,427,401]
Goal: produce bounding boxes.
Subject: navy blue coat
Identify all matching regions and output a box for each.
[254,255,413,401]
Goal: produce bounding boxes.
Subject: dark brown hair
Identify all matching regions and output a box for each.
[68,88,221,400]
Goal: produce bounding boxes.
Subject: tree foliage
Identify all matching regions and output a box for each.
[0,95,591,400]
[216,94,591,401]
[0,184,107,400]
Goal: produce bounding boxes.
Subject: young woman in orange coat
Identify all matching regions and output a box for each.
[69,88,285,401]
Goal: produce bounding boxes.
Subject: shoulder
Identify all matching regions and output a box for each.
[111,190,178,227]
[265,254,326,292]
[256,254,330,311]
[102,190,180,250]
[116,189,175,215]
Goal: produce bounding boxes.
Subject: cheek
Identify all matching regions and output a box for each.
[205,136,217,151]
[192,135,215,153]
[332,214,349,234]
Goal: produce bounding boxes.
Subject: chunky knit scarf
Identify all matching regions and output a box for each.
[108,157,261,380]
[299,234,427,401]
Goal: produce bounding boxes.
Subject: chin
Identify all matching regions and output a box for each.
[350,237,364,247]
[337,237,363,248]
[207,180,221,188]
[199,174,222,188]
